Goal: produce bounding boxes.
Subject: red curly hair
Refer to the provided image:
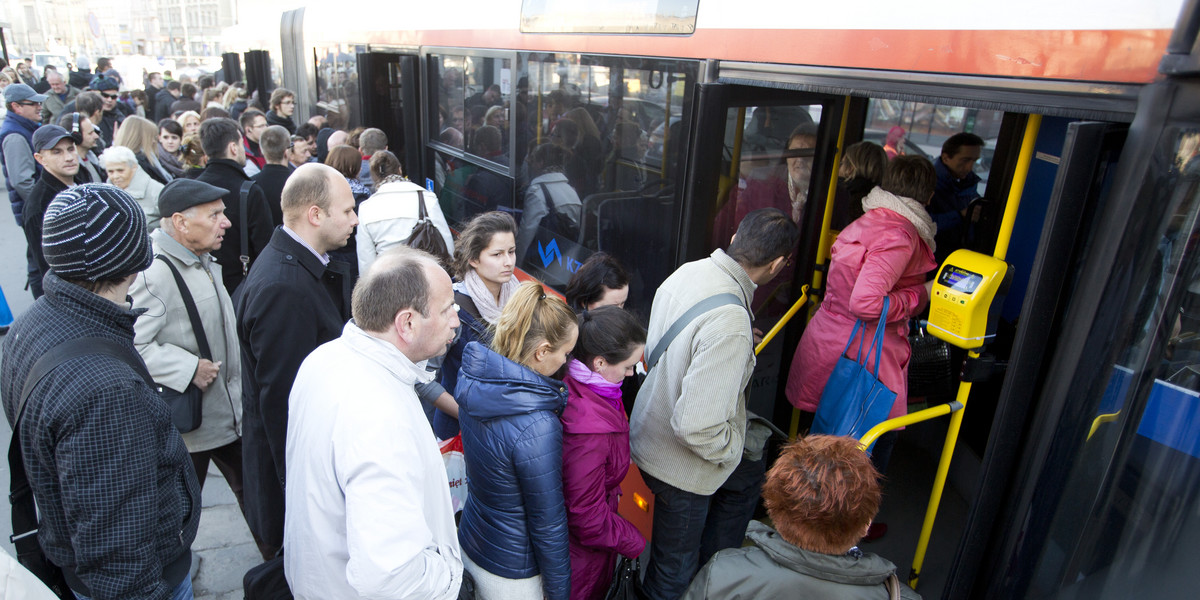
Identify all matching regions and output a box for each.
[762,435,881,554]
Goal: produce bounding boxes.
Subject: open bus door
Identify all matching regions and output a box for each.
[356,52,423,183]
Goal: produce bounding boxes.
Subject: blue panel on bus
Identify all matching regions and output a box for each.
[1137,380,1200,458]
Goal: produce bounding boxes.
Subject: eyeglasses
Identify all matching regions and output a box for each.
[101,93,118,99]
[17,101,40,106]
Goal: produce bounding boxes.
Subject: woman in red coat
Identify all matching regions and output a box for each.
[561,306,648,599]
[785,155,939,475]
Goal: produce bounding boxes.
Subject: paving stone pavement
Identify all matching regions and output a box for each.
[193,464,261,600]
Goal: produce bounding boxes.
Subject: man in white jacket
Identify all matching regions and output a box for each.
[285,247,464,599]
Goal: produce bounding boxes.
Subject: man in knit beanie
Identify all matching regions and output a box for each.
[1,183,201,600]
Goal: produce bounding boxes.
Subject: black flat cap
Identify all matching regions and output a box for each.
[158,179,228,217]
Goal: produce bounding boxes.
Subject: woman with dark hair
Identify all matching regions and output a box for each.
[785,155,939,499]
[434,211,520,439]
[683,436,920,599]
[457,281,577,600]
[156,118,185,178]
[564,252,630,311]
[357,150,454,274]
[562,306,647,600]
[830,141,888,230]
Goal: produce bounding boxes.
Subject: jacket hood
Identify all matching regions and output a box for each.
[562,374,629,435]
[746,521,897,586]
[458,341,567,420]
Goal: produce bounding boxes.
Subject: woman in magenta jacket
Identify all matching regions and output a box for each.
[785,155,939,474]
[561,306,648,600]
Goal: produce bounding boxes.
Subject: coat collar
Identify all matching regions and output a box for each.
[269,226,333,280]
[562,374,629,435]
[42,271,146,332]
[338,321,433,386]
[204,158,250,181]
[151,228,204,267]
[459,341,567,420]
[710,248,757,307]
[745,521,899,586]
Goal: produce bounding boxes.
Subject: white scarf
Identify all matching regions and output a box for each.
[861,186,937,253]
[462,269,520,324]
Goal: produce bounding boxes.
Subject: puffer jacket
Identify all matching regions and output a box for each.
[683,521,922,600]
[434,287,491,439]
[455,341,570,600]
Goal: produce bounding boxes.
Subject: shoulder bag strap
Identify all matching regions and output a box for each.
[239,180,253,275]
[10,337,154,554]
[868,296,890,377]
[416,189,429,222]
[538,182,558,222]
[646,293,745,372]
[155,255,213,360]
[885,572,901,600]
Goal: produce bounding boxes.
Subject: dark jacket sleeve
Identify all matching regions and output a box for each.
[248,185,274,262]
[243,279,324,483]
[513,414,570,600]
[57,376,174,600]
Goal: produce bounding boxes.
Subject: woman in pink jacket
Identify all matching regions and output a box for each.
[561,306,648,600]
[785,155,939,476]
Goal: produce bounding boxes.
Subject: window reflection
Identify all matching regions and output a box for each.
[315,44,361,130]
[1027,127,1200,599]
[428,51,696,311]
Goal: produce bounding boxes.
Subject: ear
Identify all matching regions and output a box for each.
[305,203,324,228]
[591,356,606,372]
[393,308,416,342]
[534,340,553,363]
[172,212,188,232]
[768,255,787,275]
[32,152,45,167]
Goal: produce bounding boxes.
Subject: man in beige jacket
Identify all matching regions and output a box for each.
[129,178,252,536]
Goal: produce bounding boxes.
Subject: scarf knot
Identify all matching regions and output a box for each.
[861,186,937,252]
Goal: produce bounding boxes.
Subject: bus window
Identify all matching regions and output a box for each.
[514,53,697,306]
[461,56,512,168]
[315,44,362,130]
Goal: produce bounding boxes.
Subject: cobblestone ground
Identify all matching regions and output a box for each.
[192,465,261,600]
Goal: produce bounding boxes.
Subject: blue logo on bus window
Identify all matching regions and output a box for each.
[538,238,582,273]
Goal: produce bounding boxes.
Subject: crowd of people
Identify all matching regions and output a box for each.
[0,57,998,600]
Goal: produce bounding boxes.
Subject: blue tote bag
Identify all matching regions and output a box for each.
[811,297,896,451]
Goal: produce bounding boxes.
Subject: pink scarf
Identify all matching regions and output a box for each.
[567,359,624,412]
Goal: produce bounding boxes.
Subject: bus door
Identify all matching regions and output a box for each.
[357,51,422,182]
[683,83,845,431]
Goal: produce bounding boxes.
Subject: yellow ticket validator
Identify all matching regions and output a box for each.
[928,250,1013,350]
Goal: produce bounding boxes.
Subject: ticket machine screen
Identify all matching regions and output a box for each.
[938,266,984,294]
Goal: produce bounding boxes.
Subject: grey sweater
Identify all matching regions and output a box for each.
[630,249,756,495]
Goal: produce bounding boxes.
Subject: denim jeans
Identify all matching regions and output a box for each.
[640,456,765,600]
[74,576,192,600]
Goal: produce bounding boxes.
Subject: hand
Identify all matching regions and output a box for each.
[192,359,221,392]
[925,279,935,297]
[752,327,765,346]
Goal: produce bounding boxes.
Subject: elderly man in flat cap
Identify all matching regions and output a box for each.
[1,184,201,600]
[128,179,264,555]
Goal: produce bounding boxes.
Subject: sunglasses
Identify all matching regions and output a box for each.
[101,93,118,99]
[17,101,40,106]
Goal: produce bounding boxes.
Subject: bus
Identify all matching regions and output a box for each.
[261,1,1199,597]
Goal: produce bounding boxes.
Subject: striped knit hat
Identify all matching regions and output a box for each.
[42,184,154,281]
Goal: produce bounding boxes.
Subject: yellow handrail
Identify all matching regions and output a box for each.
[808,96,852,319]
[754,285,811,356]
[903,114,1042,589]
[1088,411,1121,440]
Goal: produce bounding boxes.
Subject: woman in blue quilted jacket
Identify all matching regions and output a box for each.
[456,281,579,600]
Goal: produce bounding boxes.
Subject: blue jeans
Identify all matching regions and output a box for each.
[74,576,192,600]
[641,456,765,600]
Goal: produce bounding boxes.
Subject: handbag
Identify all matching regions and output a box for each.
[439,434,468,514]
[811,297,897,451]
[907,319,955,399]
[154,255,212,433]
[406,189,452,267]
[603,556,644,600]
[243,554,293,600]
[10,337,157,600]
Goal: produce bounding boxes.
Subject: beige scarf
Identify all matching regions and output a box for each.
[861,186,937,253]
[462,269,520,324]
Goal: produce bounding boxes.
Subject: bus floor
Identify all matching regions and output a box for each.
[863,415,978,599]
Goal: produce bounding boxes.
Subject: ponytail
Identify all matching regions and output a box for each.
[575,306,646,368]
[493,281,577,367]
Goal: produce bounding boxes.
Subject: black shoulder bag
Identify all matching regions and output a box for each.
[154,255,212,433]
[537,182,580,241]
[239,180,254,275]
[9,337,155,600]
[405,189,452,266]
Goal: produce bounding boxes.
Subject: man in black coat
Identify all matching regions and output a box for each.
[234,163,357,558]
[251,125,293,226]
[24,126,79,298]
[196,117,274,294]
[144,71,163,121]
[155,80,181,123]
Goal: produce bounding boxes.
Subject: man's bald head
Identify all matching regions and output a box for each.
[281,163,342,225]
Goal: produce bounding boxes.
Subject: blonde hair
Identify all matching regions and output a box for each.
[114,116,162,167]
[492,281,577,368]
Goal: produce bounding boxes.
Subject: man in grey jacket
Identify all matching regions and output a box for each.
[129,179,257,544]
[630,208,798,600]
